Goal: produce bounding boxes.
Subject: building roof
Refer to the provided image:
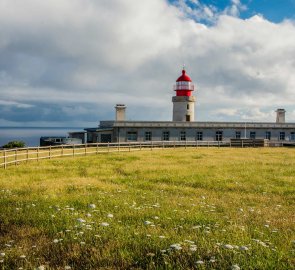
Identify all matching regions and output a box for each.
[108,121,295,129]
[176,69,192,82]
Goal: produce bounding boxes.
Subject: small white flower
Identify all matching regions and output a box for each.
[107,213,114,218]
[0,253,5,257]
[37,266,45,270]
[89,204,96,209]
[224,244,234,249]
[170,243,182,250]
[0,260,3,263]
[19,255,26,259]
[77,218,86,223]
[189,245,197,252]
[86,213,92,217]
[53,239,59,243]
[239,246,249,251]
[64,266,71,270]
[231,264,240,270]
[159,235,165,239]
[100,222,109,227]
[144,220,152,225]
[196,260,204,264]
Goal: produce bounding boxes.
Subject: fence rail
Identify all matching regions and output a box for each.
[0,141,233,169]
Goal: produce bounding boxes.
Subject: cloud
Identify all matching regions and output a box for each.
[0,0,295,126]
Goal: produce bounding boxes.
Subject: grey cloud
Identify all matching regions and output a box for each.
[0,0,295,126]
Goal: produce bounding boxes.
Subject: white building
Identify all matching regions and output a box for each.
[70,69,295,144]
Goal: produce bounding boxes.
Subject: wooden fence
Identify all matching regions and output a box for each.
[0,141,229,169]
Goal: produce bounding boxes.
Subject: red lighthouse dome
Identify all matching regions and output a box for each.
[174,69,194,96]
[176,69,192,82]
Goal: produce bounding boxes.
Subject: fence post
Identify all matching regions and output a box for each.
[218,141,220,148]
[185,140,187,149]
[26,148,29,162]
[85,143,87,156]
[15,149,17,166]
[49,146,51,159]
[129,143,131,152]
[242,140,244,148]
[151,141,153,151]
[62,145,64,157]
[37,147,39,161]
[96,143,98,154]
[4,150,7,169]
[108,143,110,153]
[73,144,75,157]
[140,142,142,150]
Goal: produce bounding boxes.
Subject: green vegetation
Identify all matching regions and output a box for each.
[0,148,294,269]
[2,140,26,149]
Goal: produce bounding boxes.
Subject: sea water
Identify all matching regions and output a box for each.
[0,127,83,147]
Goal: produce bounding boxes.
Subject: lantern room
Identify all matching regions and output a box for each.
[173,69,195,96]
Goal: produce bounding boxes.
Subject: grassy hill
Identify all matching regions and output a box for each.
[0,148,294,269]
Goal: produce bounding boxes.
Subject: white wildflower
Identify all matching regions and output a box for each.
[144,220,152,225]
[77,218,86,223]
[100,222,109,227]
[224,244,234,249]
[239,246,249,251]
[0,253,5,257]
[19,255,26,259]
[53,239,59,244]
[231,265,240,270]
[89,204,96,209]
[196,260,204,264]
[107,213,114,218]
[170,243,182,250]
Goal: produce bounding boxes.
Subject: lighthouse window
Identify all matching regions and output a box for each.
[127,131,137,141]
[162,131,170,141]
[196,131,203,141]
[291,132,295,141]
[279,132,285,141]
[187,104,189,110]
[180,131,186,141]
[145,131,152,141]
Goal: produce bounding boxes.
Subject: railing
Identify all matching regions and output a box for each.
[0,141,229,169]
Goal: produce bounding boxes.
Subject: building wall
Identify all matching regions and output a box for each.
[114,127,295,142]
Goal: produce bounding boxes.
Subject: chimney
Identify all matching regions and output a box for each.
[276,109,286,123]
[115,104,126,121]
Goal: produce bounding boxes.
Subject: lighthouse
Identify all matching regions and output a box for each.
[172,69,196,121]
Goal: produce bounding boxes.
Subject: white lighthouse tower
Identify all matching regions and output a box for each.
[172,69,196,121]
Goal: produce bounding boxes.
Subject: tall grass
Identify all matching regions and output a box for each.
[0,148,294,269]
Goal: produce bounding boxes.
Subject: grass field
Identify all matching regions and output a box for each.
[0,148,294,269]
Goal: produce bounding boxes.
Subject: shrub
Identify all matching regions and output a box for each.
[2,140,26,149]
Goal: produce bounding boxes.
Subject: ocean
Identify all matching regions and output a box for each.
[0,127,84,147]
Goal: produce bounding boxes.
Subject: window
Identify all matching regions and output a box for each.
[215,131,223,141]
[279,132,285,141]
[127,131,137,141]
[291,132,295,141]
[186,115,190,121]
[196,131,203,141]
[162,131,170,141]
[180,131,186,141]
[265,131,271,140]
[250,132,256,139]
[145,131,152,141]
[235,131,241,139]
[187,104,189,110]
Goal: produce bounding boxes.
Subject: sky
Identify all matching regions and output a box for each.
[0,0,295,127]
